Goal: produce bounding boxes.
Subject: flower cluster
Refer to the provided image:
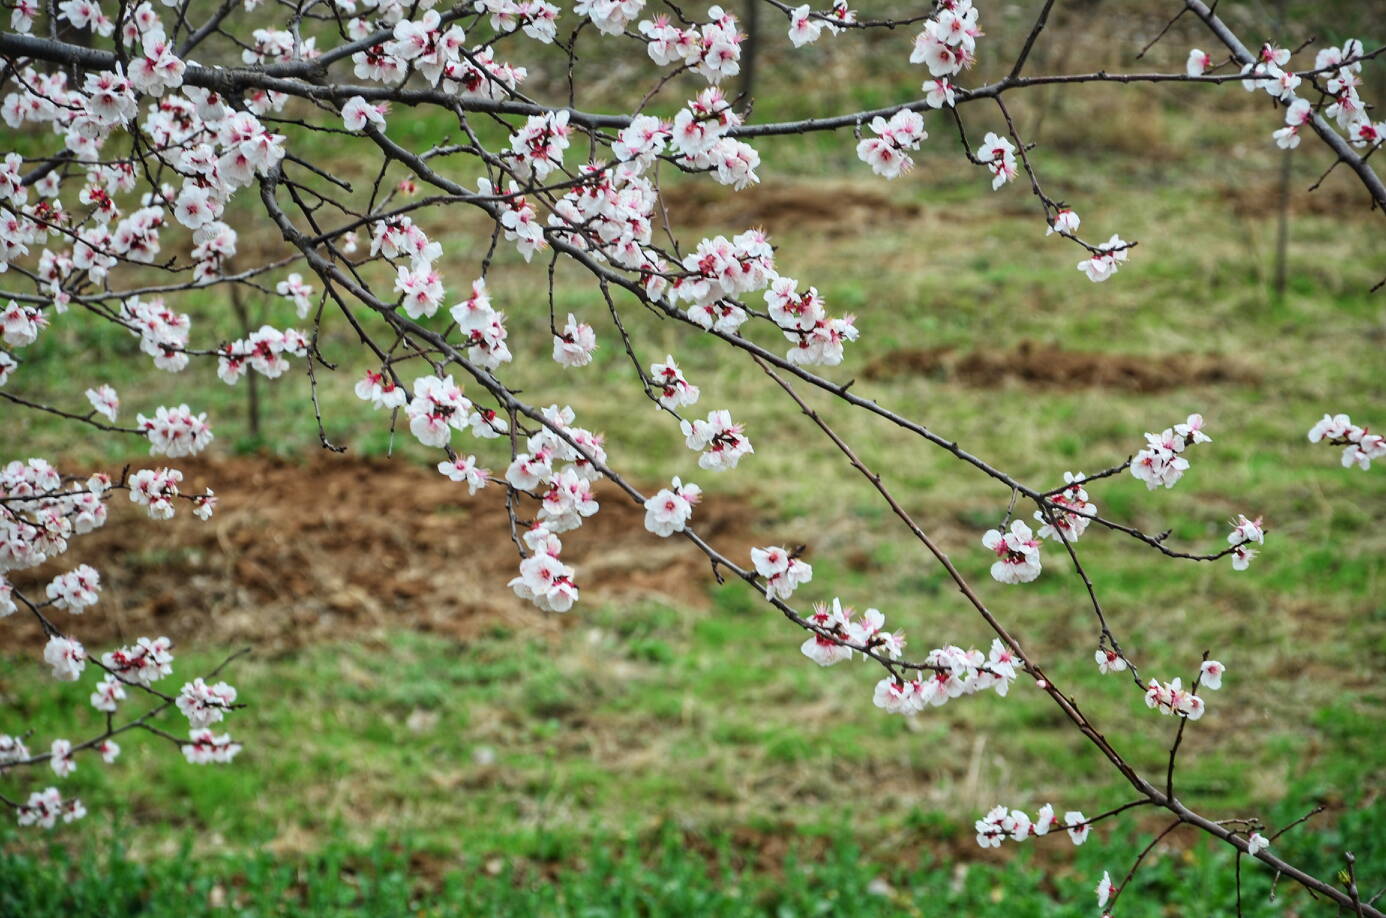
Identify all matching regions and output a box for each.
[975,132,1017,190]
[752,545,813,600]
[800,598,900,666]
[507,110,571,181]
[1218,37,1385,161]
[649,355,700,410]
[680,409,753,470]
[981,520,1042,584]
[119,297,191,372]
[786,2,853,48]
[2,299,47,348]
[438,455,491,494]
[1307,413,1384,470]
[1131,414,1210,490]
[474,0,560,44]
[45,564,101,613]
[1034,472,1095,543]
[856,110,928,179]
[182,729,242,765]
[975,803,1090,848]
[874,639,1020,715]
[176,678,238,729]
[552,313,598,368]
[220,326,310,384]
[911,0,982,79]
[450,278,514,370]
[672,228,774,332]
[502,406,608,611]
[128,467,183,519]
[639,7,742,84]
[138,404,215,458]
[16,787,85,829]
[101,636,173,685]
[1076,234,1131,283]
[405,375,473,448]
[1227,514,1265,570]
[2,459,107,573]
[1144,660,1227,721]
[575,0,645,36]
[764,276,859,366]
[508,525,580,612]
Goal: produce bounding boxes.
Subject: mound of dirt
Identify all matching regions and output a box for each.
[1,455,759,653]
[659,181,920,234]
[862,340,1256,392]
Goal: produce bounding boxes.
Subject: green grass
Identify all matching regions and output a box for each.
[4,795,1385,917]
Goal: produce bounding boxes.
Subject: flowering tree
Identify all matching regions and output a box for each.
[1,0,1383,911]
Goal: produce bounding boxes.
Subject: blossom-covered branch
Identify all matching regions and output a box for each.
[1,0,1382,913]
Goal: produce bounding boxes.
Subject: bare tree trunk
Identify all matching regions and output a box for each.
[1273,146,1292,300]
[739,0,760,104]
[229,281,261,439]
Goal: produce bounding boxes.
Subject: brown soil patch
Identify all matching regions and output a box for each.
[862,340,1257,392]
[659,181,920,234]
[0,454,757,653]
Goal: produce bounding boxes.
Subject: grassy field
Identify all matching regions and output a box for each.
[3,2,1385,915]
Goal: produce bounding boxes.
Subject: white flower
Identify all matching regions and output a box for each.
[798,598,855,665]
[552,313,597,367]
[49,739,75,777]
[90,675,126,712]
[650,355,699,410]
[405,375,472,447]
[1047,208,1080,237]
[643,477,701,537]
[981,520,1042,584]
[275,272,314,318]
[1095,648,1128,675]
[1097,871,1114,909]
[680,409,753,470]
[1077,235,1131,283]
[437,455,490,494]
[85,385,119,421]
[786,5,822,47]
[341,95,386,132]
[975,132,1017,189]
[752,545,812,600]
[1065,811,1090,845]
[176,678,238,729]
[43,636,86,681]
[182,729,242,764]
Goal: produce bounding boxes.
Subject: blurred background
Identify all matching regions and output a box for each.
[2,0,1384,914]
